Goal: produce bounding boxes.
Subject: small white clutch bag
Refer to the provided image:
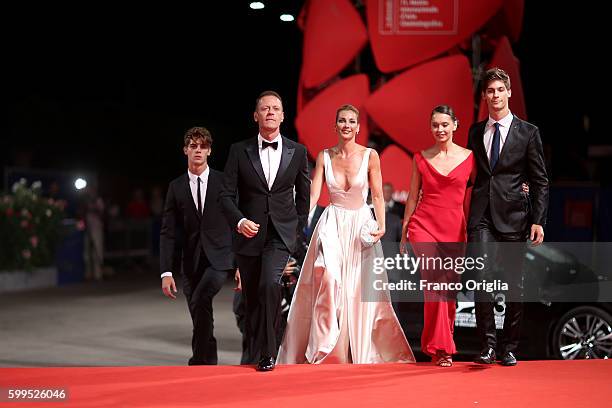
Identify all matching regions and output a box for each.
[360,219,380,248]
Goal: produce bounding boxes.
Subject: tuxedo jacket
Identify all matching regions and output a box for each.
[160,169,234,277]
[467,116,549,234]
[387,200,406,220]
[220,136,310,256]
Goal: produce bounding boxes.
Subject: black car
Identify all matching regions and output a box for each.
[391,242,612,360]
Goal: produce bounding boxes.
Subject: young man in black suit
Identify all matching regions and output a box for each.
[221,91,310,371]
[160,127,235,365]
[467,68,549,366]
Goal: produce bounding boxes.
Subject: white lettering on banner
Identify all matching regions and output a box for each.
[379,0,458,35]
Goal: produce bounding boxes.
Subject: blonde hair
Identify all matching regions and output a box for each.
[335,104,360,121]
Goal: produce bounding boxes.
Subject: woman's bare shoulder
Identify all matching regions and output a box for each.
[421,146,437,159]
[457,145,472,159]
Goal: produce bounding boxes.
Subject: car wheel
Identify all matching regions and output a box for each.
[552,306,612,359]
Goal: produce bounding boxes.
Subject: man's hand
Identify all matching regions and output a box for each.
[282,258,299,286]
[283,259,298,276]
[162,276,177,299]
[530,224,544,246]
[238,219,260,238]
[234,269,241,291]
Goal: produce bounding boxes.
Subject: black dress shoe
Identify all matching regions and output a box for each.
[474,348,496,364]
[256,356,275,372]
[500,351,517,366]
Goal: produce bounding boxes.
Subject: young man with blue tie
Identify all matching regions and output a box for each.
[467,68,549,366]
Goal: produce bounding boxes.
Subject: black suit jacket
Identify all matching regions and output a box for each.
[387,200,406,220]
[382,211,403,243]
[160,169,234,276]
[467,116,549,234]
[220,136,310,256]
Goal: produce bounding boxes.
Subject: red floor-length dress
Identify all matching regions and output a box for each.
[408,151,474,357]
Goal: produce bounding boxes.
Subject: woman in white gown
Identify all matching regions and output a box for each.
[277,104,414,364]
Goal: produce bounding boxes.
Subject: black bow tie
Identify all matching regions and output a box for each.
[262,140,278,150]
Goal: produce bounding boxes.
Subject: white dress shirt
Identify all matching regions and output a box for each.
[161,167,209,279]
[258,133,283,189]
[385,200,395,212]
[237,134,283,229]
[483,111,514,162]
[188,167,209,213]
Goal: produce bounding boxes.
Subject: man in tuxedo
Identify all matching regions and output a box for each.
[467,68,549,366]
[383,182,406,219]
[160,127,234,365]
[221,91,309,371]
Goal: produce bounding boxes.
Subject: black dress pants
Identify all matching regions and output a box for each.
[236,220,290,361]
[468,206,527,354]
[182,252,228,365]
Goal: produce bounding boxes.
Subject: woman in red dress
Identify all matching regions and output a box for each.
[400,105,475,367]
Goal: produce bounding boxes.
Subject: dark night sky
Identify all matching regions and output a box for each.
[2,2,599,203]
[3,2,304,198]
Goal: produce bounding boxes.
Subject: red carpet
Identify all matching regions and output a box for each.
[1,360,610,407]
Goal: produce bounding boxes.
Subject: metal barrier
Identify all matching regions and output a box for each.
[104,218,154,260]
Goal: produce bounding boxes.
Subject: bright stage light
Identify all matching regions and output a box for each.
[250,2,265,10]
[280,14,295,22]
[74,178,87,190]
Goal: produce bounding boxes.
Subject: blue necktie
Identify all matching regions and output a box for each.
[490,122,501,169]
